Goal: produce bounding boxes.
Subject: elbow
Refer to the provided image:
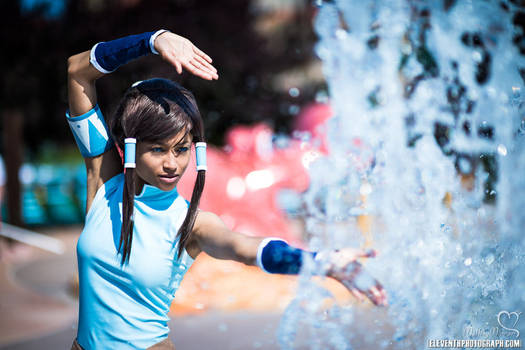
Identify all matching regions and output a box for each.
[67,55,77,76]
[67,54,83,78]
[67,51,97,82]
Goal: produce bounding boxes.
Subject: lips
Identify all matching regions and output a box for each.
[158,174,179,184]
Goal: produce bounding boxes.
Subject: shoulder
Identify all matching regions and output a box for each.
[192,210,225,235]
[185,211,224,260]
[191,210,233,245]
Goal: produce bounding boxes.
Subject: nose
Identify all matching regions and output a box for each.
[162,152,178,172]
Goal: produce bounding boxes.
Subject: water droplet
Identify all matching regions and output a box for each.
[458,158,472,173]
[497,144,507,156]
[359,183,372,196]
[484,254,495,265]
[472,51,482,62]
[288,105,300,115]
[464,258,472,266]
[288,87,300,97]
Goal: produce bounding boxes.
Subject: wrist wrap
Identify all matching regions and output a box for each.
[90,30,167,73]
[256,238,317,274]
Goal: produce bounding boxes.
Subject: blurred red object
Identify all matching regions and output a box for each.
[178,122,313,245]
[178,102,373,244]
[293,102,333,154]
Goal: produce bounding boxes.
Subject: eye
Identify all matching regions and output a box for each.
[151,146,164,153]
[177,146,189,153]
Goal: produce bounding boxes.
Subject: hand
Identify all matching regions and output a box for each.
[154,31,219,81]
[321,248,388,306]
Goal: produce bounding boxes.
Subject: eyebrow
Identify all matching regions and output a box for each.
[148,139,191,147]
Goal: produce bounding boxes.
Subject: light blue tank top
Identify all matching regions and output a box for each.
[76,173,195,349]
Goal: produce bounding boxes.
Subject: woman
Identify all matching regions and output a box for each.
[67,29,387,350]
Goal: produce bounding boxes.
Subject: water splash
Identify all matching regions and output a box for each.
[279,1,525,348]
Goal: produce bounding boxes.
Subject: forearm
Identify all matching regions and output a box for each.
[67,30,166,116]
[67,50,102,116]
[198,231,262,266]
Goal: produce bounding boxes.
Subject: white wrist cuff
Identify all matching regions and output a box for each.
[256,237,287,273]
[89,43,113,74]
[150,29,169,55]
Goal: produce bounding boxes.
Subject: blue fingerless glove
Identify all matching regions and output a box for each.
[90,29,167,73]
[256,238,317,274]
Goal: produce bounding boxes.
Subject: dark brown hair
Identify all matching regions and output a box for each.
[109,78,205,266]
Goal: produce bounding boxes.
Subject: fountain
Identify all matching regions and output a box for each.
[278,1,525,349]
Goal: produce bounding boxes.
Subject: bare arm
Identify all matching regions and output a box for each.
[67,51,122,212]
[189,211,262,265]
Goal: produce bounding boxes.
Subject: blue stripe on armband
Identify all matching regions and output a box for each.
[90,31,158,73]
[256,238,317,275]
[66,105,114,158]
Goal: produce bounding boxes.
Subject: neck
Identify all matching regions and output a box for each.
[133,172,145,196]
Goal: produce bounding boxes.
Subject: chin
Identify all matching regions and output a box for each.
[157,180,179,191]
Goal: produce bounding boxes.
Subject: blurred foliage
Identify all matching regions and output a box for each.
[0,0,321,159]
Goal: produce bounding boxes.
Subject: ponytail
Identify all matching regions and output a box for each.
[176,142,206,259]
[119,167,136,266]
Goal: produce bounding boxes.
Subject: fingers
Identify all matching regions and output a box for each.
[350,288,366,302]
[183,62,214,80]
[193,45,213,63]
[366,284,388,306]
[165,54,215,80]
[364,248,377,258]
[336,265,388,306]
[187,58,218,80]
[175,60,182,75]
[194,54,217,74]
[162,53,183,74]
[376,282,388,306]
[160,40,218,80]
[183,61,219,80]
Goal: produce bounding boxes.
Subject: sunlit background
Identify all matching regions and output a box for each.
[0,1,342,349]
[1,0,524,349]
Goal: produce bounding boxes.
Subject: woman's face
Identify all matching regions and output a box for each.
[134,128,193,194]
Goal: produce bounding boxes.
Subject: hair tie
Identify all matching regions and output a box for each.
[195,142,207,171]
[124,138,136,168]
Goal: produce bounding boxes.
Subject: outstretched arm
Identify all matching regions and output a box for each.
[189,211,387,306]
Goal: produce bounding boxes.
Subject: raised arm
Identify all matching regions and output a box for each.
[66,30,218,212]
[67,49,121,212]
[189,211,388,306]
